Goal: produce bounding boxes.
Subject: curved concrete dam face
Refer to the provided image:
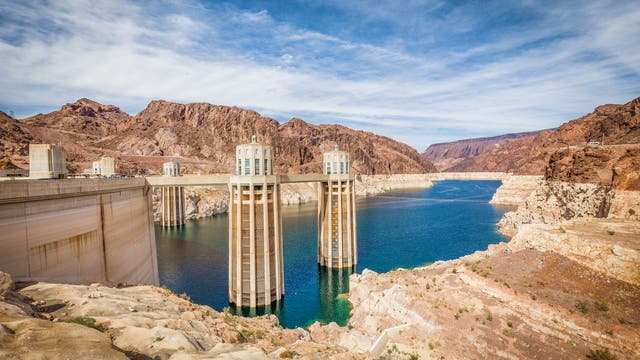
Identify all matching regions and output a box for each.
[0,178,158,285]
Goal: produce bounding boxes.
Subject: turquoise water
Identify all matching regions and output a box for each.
[156,180,508,328]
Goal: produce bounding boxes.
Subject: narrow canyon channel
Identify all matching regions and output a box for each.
[155,180,510,328]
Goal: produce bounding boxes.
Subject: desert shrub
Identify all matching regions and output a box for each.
[586,348,617,360]
[576,301,589,314]
[594,301,609,312]
[64,316,98,329]
[179,292,191,301]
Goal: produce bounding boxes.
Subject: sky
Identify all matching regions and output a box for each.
[0,0,639,150]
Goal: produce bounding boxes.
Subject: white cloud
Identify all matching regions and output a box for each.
[0,0,638,150]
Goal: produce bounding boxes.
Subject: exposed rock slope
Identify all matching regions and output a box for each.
[489,175,542,207]
[0,111,34,170]
[423,130,541,171]
[7,99,437,176]
[497,181,614,237]
[546,145,640,190]
[448,97,640,174]
[348,243,639,359]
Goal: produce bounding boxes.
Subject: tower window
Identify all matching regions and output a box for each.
[244,159,250,175]
[255,159,260,175]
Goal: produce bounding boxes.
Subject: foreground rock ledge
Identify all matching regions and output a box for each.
[0,271,365,359]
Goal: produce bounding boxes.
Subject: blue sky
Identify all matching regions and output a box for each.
[0,0,639,150]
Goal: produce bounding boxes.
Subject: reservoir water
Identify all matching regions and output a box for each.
[156,180,509,328]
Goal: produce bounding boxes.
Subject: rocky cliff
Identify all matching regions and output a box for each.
[423,130,541,171]
[447,97,640,174]
[545,145,640,190]
[8,99,437,176]
[0,111,34,170]
[494,135,640,237]
[489,175,542,207]
[496,181,614,237]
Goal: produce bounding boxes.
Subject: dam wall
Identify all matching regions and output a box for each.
[0,178,158,285]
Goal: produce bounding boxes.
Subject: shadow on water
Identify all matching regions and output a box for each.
[230,266,352,327]
[156,180,508,328]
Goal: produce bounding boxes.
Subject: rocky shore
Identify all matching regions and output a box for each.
[0,271,360,359]
[496,180,639,237]
[342,178,639,359]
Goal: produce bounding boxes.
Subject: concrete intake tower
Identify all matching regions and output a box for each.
[318,146,357,268]
[228,136,284,307]
[160,161,185,227]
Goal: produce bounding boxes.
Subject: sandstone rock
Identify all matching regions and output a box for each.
[508,219,640,285]
[607,190,640,221]
[0,271,14,298]
[0,318,128,359]
[489,175,542,207]
[546,145,640,190]
[497,180,614,237]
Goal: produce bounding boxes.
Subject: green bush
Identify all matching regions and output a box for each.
[64,316,98,329]
[594,301,609,312]
[586,348,617,360]
[575,301,589,314]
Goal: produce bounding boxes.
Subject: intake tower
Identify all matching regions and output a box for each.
[160,161,185,227]
[318,145,357,268]
[228,136,284,307]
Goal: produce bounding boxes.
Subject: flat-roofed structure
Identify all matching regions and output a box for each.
[29,144,67,179]
[93,156,116,177]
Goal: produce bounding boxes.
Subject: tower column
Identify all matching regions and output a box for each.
[249,183,256,307]
[262,183,271,304]
[160,186,185,227]
[346,178,353,267]
[228,136,282,308]
[317,145,357,268]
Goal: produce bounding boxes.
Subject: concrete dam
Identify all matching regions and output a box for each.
[0,178,158,285]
